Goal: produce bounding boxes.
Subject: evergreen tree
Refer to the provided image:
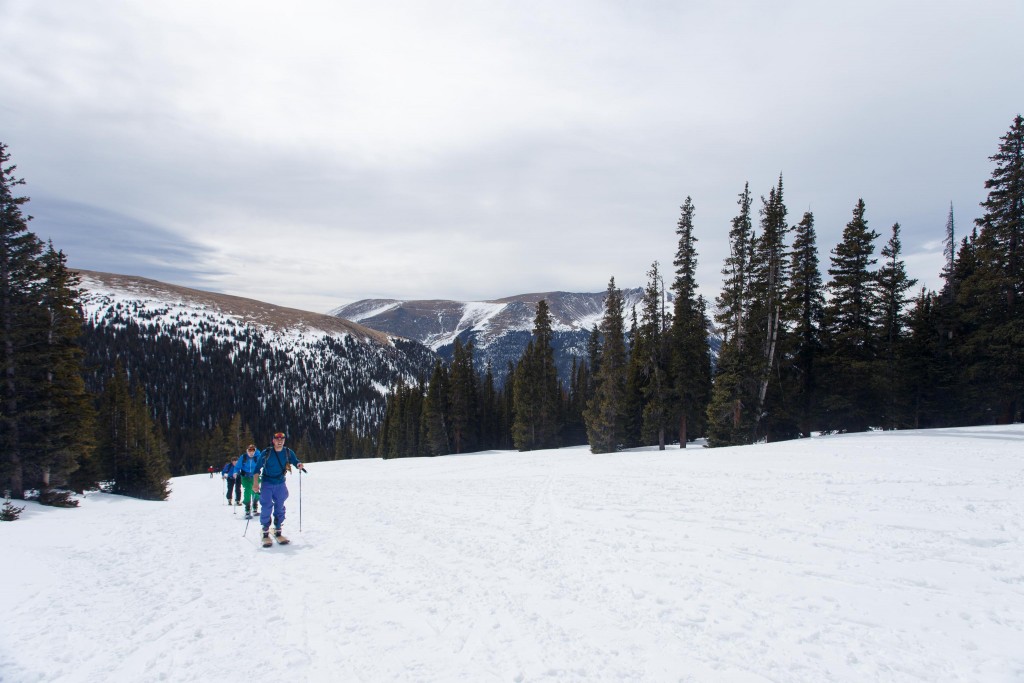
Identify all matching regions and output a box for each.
[0,145,94,497]
[512,300,561,451]
[706,184,758,446]
[668,197,712,447]
[0,143,43,498]
[584,278,628,453]
[783,211,825,437]
[875,223,918,428]
[498,362,516,450]
[903,289,944,428]
[562,356,590,446]
[621,307,644,448]
[956,114,1024,423]
[748,176,792,440]
[422,361,451,456]
[820,199,881,432]
[940,202,957,303]
[224,412,254,457]
[96,365,171,500]
[635,262,672,449]
[448,338,478,454]
[478,364,501,450]
[31,244,97,493]
[587,324,602,379]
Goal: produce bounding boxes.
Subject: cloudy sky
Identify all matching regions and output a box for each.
[2,1,1021,313]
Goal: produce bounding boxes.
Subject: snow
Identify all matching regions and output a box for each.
[3,425,1024,682]
[423,301,510,351]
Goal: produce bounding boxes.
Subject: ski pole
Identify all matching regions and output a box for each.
[243,514,251,537]
[298,468,303,533]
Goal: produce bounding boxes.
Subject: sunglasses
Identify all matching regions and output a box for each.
[273,433,285,439]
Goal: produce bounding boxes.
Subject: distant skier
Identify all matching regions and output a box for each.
[221,460,241,506]
[208,465,214,478]
[233,445,262,519]
[253,432,306,547]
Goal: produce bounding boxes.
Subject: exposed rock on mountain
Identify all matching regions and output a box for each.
[332,289,646,384]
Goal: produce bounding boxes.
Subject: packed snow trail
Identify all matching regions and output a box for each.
[3,425,1024,682]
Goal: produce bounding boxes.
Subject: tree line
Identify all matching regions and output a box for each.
[378,114,1024,455]
[2,114,1021,497]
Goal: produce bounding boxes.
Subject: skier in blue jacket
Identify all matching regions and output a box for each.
[221,461,240,506]
[232,445,262,519]
[253,432,306,547]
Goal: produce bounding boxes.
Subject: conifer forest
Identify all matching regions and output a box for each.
[2,115,1022,502]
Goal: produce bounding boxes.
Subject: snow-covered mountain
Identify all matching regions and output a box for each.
[75,271,436,467]
[331,289,646,383]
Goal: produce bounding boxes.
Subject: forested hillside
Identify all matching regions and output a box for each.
[77,272,437,474]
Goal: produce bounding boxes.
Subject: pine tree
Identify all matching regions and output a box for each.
[0,145,44,498]
[783,211,825,437]
[956,114,1024,423]
[478,364,500,450]
[562,356,590,446]
[621,307,644,448]
[422,361,450,455]
[584,278,628,453]
[706,184,757,446]
[748,176,791,440]
[31,244,97,494]
[903,289,943,428]
[448,338,478,454]
[940,202,957,303]
[635,262,672,449]
[820,199,881,432]
[96,365,170,500]
[875,223,918,429]
[512,300,561,451]
[668,197,712,447]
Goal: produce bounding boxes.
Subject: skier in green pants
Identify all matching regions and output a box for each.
[232,444,262,519]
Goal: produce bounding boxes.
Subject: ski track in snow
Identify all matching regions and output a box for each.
[3,425,1024,682]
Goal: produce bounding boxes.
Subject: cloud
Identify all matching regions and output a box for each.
[1,0,1022,312]
[29,197,217,288]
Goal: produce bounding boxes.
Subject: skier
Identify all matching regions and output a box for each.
[221,460,240,506]
[233,444,262,519]
[253,432,306,547]
[208,465,214,478]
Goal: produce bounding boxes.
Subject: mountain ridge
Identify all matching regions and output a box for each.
[332,288,647,383]
[77,270,393,344]
[73,270,437,470]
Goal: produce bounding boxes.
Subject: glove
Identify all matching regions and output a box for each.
[298,464,307,473]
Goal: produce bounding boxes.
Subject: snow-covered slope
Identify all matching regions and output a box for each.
[3,425,1023,681]
[80,270,393,344]
[332,289,647,382]
[75,270,436,451]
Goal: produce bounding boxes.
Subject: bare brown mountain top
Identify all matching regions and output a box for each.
[75,270,395,345]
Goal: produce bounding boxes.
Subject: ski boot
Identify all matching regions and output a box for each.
[261,527,273,548]
[274,527,290,545]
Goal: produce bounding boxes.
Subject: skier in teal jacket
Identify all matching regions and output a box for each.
[232,445,262,518]
[253,432,306,547]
